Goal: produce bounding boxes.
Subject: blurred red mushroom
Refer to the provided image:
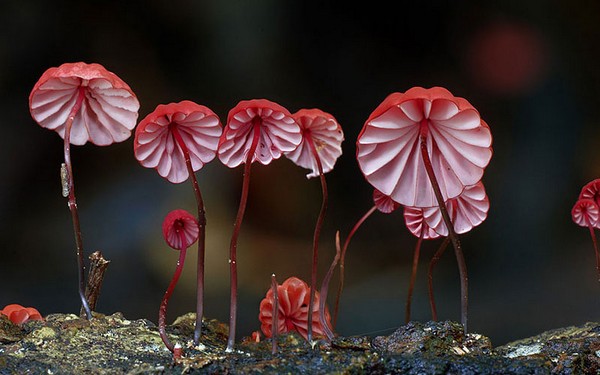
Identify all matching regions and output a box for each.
[572,197,600,281]
[0,304,43,325]
[284,108,344,342]
[29,62,140,319]
[134,101,222,344]
[356,87,493,331]
[159,209,199,353]
[259,276,332,342]
[217,99,301,351]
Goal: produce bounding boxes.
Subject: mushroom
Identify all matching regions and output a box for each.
[405,181,489,321]
[356,87,493,331]
[29,62,140,319]
[284,108,344,342]
[329,189,400,327]
[134,101,222,344]
[572,198,600,281]
[159,209,200,353]
[258,276,332,342]
[0,304,43,325]
[217,99,302,351]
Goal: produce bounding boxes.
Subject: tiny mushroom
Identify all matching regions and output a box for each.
[158,209,200,353]
[405,181,489,321]
[134,101,222,344]
[284,108,344,342]
[572,196,600,281]
[356,87,493,331]
[330,189,400,327]
[0,304,43,325]
[259,276,332,342]
[217,99,302,351]
[29,62,140,319]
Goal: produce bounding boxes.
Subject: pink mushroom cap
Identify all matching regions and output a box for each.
[162,209,200,250]
[356,87,492,208]
[284,108,344,178]
[217,99,302,168]
[0,304,43,325]
[134,101,222,183]
[29,62,140,146]
[579,179,600,208]
[572,198,600,228]
[373,189,401,214]
[258,276,331,341]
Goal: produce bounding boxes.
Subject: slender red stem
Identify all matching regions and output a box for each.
[333,205,377,327]
[158,231,188,353]
[405,226,424,324]
[62,87,92,320]
[305,134,327,343]
[588,225,600,282]
[428,237,450,321]
[170,125,206,345]
[271,274,279,355]
[319,231,341,341]
[419,120,468,332]
[226,118,261,352]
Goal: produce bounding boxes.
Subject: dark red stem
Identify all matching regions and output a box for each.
[333,205,377,327]
[227,118,261,352]
[405,226,424,324]
[305,134,327,344]
[62,87,92,320]
[588,225,600,282]
[319,231,341,341]
[158,231,188,353]
[170,125,206,345]
[419,120,468,332]
[428,237,450,321]
[271,274,279,355]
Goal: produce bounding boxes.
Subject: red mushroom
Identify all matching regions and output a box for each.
[405,181,489,321]
[284,108,344,342]
[329,189,400,327]
[159,209,199,353]
[0,304,43,325]
[356,87,493,331]
[29,62,140,319]
[259,276,332,342]
[579,179,600,208]
[217,99,302,351]
[134,101,222,344]
[572,198,600,281]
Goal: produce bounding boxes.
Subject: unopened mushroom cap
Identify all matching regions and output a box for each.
[134,101,222,183]
[29,62,140,146]
[284,108,344,178]
[356,87,493,208]
[217,99,302,168]
[162,209,199,250]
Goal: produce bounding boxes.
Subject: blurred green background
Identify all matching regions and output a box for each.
[1,1,599,346]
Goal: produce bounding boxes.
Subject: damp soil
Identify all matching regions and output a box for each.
[1,312,599,374]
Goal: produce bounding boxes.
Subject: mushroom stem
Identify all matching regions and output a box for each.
[63,86,92,320]
[319,231,341,341]
[271,274,279,355]
[305,135,328,344]
[405,226,424,324]
[227,118,262,352]
[588,225,600,282]
[428,237,450,321]
[419,124,468,332]
[158,231,188,353]
[170,125,206,344]
[333,205,378,328]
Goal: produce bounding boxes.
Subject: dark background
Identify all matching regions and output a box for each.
[1,1,599,346]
